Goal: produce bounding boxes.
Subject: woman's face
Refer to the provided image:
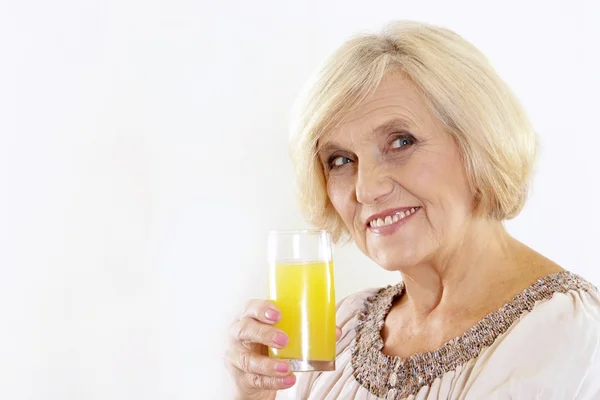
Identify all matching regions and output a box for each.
[317,73,475,271]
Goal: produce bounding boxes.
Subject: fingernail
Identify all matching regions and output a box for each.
[273,332,288,347]
[265,309,280,322]
[275,362,290,373]
[283,375,296,386]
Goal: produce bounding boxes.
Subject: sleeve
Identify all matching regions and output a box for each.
[275,288,378,400]
[463,288,600,400]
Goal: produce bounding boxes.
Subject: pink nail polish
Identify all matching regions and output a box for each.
[275,362,290,373]
[283,375,296,386]
[272,332,288,347]
[265,309,280,322]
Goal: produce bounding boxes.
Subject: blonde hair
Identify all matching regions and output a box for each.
[290,21,538,241]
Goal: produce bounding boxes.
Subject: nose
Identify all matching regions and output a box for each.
[355,160,394,205]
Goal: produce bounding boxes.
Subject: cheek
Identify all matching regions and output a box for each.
[326,177,355,224]
[439,154,473,211]
[392,144,469,212]
[397,158,443,203]
[410,154,473,215]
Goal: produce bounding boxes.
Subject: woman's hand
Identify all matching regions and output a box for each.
[225,299,341,400]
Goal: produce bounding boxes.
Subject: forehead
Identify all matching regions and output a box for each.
[319,72,433,145]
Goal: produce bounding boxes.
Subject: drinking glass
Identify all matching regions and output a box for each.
[267,230,336,372]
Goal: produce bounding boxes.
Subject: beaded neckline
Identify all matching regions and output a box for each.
[351,271,596,399]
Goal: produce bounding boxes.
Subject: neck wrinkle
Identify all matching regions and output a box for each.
[399,218,514,319]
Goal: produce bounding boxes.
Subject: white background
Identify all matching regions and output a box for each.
[1,0,599,399]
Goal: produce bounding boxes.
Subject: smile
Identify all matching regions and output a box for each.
[368,207,421,228]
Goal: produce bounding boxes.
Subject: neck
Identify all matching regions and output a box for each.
[399,218,521,318]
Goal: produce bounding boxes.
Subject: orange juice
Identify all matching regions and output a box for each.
[268,260,336,362]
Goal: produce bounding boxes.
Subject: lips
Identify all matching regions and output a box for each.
[366,207,421,228]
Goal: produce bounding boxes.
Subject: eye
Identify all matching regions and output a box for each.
[328,155,352,169]
[391,135,415,149]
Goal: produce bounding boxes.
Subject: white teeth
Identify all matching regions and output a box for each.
[369,207,420,229]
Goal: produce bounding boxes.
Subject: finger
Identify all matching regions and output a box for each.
[245,373,297,391]
[336,326,342,341]
[226,348,292,376]
[241,299,282,324]
[231,317,289,348]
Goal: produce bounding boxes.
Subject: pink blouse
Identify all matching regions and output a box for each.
[276,272,600,399]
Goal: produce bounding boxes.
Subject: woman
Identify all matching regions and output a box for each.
[225,21,600,399]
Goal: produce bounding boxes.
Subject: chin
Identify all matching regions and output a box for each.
[377,258,418,272]
[361,222,428,270]
[354,228,429,271]
[368,246,422,272]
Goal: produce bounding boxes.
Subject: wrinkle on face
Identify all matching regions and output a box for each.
[318,72,474,273]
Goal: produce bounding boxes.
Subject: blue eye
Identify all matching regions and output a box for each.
[391,136,414,149]
[329,156,352,169]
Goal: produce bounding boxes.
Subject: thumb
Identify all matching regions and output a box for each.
[336,326,342,341]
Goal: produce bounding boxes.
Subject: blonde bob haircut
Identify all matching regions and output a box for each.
[290,21,537,241]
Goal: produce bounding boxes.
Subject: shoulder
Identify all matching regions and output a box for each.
[506,277,600,398]
[522,272,600,337]
[335,287,382,325]
[516,274,600,367]
[467,272,600,399]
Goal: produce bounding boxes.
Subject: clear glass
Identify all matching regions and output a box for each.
[267,230,336,372]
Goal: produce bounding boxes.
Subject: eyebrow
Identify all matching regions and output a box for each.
[372,118,412,136]
[316,118,413,155]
